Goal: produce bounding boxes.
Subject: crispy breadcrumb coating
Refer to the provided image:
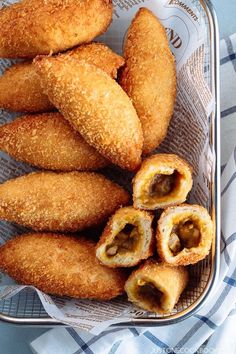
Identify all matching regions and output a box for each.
[0,233,127,300]
[0,113,108,171]
[0,61,54,113]
[0,172,129,232]
[125,259,188,313]
[120,8,177,154]
[0,0,113,58]
[157,204,214,266]
[34,56,143,171]
[133,154,193,210]
[60,42,125,80]
[96,206,154,267]
[0,43,124,113]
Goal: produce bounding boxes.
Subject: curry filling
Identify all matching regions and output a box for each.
[106,223,139,257]
[168,219,201,255]
[149,171,179,198]
[136,280,163,309]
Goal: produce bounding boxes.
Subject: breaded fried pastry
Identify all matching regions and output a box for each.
[120,8,176,154]
[0,0,113,58]
[0,172,129,232]
[0,113,108,171]
[60,42,125,80]
[0,61,54,113]
[34,56,143,170]
[0,234,127,300]
[125,260,188,314]
[157,204,214,266]
[133,154,193,210]
[0,43,124,113]
[96,207,154,267]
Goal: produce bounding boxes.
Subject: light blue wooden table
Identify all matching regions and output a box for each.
[0,1,235,353]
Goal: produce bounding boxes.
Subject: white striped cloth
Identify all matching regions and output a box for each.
[220,33,236,166]
[30,35,236,354]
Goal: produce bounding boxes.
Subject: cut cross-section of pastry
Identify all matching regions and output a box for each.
[96,207,154,267]
[125,260,188,314]
[157,204,214,265]
[133,154,193,210]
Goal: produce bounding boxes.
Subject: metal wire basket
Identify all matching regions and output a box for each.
[0,0,220,326]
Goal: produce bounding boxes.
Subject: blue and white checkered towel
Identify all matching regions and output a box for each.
[30,34,236,354]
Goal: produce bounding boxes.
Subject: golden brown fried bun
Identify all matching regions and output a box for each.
[0,61,54,113]
[60,42,125,80]
[120,8,176,154]
[125,260,188,314]
[0,172,129,232]
[133,154,193,210]
[96,207,154,268]
[0,43,124,113]
[34,56,143,170]
[157,204,214,266]
[0,0,113,58]
[0,233,127,300]
[0,113,108,171]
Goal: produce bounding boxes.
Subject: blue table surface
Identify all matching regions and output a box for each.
[1,1,236,353]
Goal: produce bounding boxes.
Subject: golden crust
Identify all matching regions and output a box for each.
[0,0,113,58]
[60,42,125,80]
[0,113,108,171]
[34,56,143,171]
[0,171,129,232]
[157,204,214,266]
[133,154,193,210]
[0,233,127,300]
[125,259,188,314]
[0,43,124,113]
[119,7,176,154]
[0,61,54,112]
[96,206,154,268]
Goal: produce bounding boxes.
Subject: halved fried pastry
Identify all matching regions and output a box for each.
[157,204,214,265]
[133,154,193,210]
[125,260,188,314]
[96,207,154,267]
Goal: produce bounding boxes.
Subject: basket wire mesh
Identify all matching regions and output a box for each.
[0,0,219,325]
[0,289,48,319]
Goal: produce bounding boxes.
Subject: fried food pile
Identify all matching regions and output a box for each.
[0,0,214,315]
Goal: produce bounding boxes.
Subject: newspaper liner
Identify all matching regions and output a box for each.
[0,0,215,334]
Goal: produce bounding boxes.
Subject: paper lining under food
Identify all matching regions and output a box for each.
[0,0,215,334]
